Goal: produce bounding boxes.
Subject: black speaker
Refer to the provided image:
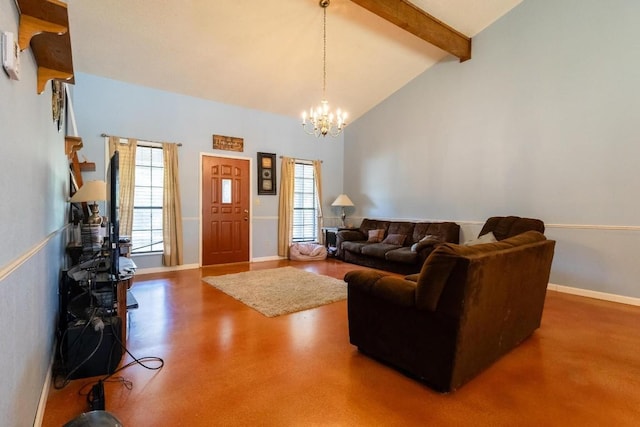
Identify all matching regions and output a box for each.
[64,316,123,379]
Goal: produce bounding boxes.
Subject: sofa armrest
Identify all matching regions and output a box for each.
[345,270,417,307]
[344,270,387,292]
[336,229,366,257]
[338,229,365,242]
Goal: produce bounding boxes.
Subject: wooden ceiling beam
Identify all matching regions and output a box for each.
[350,0,472,62]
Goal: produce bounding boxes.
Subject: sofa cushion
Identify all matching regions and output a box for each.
[387,222,415,239]
[361,243,401,259]
[381,233,407,246]
[367,229,386,243]
[359,219,390,238]
[385,247,418,264]
[412,222,460,245]
[342,241,367,254]
[463,231,497,246]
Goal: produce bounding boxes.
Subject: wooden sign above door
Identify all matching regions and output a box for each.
[213,134,244,152]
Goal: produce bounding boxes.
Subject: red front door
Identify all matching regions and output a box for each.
[202,156,250,265]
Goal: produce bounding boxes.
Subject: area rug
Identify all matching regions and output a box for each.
[202,266,347,317]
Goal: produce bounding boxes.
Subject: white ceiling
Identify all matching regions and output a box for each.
[67,0,522,122]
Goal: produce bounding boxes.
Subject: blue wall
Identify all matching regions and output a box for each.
[72,73,347,269]
[0,0,70,424]
[345,0,640,298]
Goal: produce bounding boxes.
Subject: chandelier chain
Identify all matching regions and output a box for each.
[323,5,327,99]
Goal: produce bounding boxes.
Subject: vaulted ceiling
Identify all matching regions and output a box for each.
[67,0,522,122]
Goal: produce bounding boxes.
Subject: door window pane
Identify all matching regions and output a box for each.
[222,179,232,204]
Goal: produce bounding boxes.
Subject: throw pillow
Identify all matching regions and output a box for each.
[367,229,385,243]
[381,233,406,246]
[464,231,498,246]
[410,235,441,252]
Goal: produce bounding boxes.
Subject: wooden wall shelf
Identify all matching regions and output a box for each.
[78,161,96,171]
[65,136,83,159]
[16,0,74,93]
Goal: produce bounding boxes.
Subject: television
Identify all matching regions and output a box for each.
[106,150,120,279]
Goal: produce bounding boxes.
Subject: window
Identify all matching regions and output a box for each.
[292,162,318,242]
[132,145,164,253]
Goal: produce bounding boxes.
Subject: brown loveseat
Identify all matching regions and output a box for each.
[476,215,545,241]
[344,230,555,392]
[336,218,460,275]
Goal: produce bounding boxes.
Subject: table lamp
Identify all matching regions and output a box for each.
[331,194,354,227]
[70,180,107,225]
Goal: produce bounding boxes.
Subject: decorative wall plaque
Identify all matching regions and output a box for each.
[257,152,276,195]
[213,134,244,152]
[52,80,65,132]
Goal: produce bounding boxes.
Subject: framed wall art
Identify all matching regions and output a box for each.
[257,152,276,195]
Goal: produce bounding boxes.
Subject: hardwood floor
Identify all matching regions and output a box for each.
[42,259,640,426]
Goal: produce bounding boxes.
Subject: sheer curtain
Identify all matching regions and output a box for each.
[108,136,136,238]
[313,160,324,244]
[277,157,295,257]
[162,142,183,266]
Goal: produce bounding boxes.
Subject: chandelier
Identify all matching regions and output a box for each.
[302,0,347,138]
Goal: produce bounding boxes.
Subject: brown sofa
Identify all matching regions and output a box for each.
[336,218,460,275]
[344,230,555,392]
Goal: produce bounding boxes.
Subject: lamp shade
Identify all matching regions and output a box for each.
[331,194,354,207]
[69,180,107,203]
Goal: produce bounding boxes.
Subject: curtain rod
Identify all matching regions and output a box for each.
[279,155,322,163]
[101,133,182,147]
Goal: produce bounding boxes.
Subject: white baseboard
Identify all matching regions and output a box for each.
[136,263,199,276]
[36,340,57,427]
[548,283,640,306]
[136,257,292,276]
[251,255,287,262]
